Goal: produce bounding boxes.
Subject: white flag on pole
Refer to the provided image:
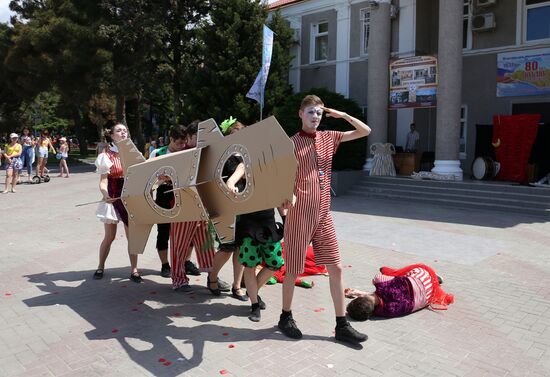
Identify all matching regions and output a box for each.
[246,25,274,107]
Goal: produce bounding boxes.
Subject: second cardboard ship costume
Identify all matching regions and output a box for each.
[116,116,297,254]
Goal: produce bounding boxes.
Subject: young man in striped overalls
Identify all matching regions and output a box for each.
[149,124,188,277]
[279,95,371,344]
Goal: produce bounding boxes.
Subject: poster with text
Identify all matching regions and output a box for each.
[497,48,550,97]
[389,56,437,109]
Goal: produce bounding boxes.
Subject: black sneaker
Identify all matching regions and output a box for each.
[185,260,201,276]
[278,315,303,339]
[161,264,171,278]
[335,323,368,344]
[174,284,193,293]
[249,306,261,322]
[130,272,143,284]
[258,295,266,310]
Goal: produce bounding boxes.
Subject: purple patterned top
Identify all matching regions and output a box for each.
[373,276,415,317]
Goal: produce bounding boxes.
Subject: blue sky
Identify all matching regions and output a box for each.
[0,0,12,24]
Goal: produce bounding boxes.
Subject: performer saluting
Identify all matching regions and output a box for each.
[278,95,371,344]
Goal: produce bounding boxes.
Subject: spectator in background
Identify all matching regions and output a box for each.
[36,130,56,178]
[19,127,35,183]
[148,140,157,158]
[2,133,22,194]
[405,123,420,152]
[57,137,70,178]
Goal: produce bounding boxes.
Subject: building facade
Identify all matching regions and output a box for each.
[269,0,550,177]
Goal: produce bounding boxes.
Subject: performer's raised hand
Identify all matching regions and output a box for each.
[322,107,347,119]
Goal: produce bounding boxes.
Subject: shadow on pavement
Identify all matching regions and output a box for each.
[23,268,328,376]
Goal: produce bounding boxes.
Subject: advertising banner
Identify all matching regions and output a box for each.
[389,56,437,109]
[497,48,550,97]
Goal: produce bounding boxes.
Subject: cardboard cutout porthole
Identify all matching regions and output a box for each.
[216,144,253,202]
[145,167,181,218]
[116,116,297,254]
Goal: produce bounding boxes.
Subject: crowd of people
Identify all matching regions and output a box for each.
[0,128,72,193]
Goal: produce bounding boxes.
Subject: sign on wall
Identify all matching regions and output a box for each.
[497,48,550,97]
[389,56,437,109]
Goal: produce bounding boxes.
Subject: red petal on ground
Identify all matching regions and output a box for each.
[111,329,119,333]
[174,312,181,317]
[228,344,235,348]
[137,301,144,305]
[158,358,166,363]
[220,370,229,375]
[222,332,229,336]
[4,293,11,296]
[164,361,172,366]
[149,291,157,295]
[131,308,138,312]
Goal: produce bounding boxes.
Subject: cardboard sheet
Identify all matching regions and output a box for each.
[116,116,297,254]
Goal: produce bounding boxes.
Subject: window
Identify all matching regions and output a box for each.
[525,0,550,41]
[463,1,472,49]
[360,7,371,55]
[311,21,328,62]
[460,106,467,160]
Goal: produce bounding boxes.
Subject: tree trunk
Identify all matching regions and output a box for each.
[133,95,145,153]
[172,30,182,119]
[115,93,126,125]
[72,106,87,157]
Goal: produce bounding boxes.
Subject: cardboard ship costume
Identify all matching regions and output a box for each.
[115,116,297,254]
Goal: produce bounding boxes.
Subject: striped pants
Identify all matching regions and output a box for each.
[284,192,339,275]
[170,221,215,289]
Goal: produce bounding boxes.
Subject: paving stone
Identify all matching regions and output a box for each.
[1,166,550,376]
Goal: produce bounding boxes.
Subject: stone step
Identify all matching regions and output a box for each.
[356,181,550,204]
[350,191,550,217]
[343,174,550,217]
[360,175,550,196]
[349,186,549,209]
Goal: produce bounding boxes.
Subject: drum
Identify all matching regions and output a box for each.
[472,157,500,180]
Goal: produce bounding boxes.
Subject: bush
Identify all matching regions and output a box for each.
[273,88,367,170]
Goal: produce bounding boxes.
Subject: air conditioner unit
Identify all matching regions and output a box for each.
[477,0,497,7]
[472,13,496,32]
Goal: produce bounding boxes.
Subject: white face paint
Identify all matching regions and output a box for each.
[300,106,324,132]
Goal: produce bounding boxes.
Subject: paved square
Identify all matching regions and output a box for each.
[1,163,550,376]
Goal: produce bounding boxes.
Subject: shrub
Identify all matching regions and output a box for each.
[273,88,367,170]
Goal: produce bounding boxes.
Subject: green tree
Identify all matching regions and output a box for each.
[152,0,210,122]
[274,88,368,170]
[19,90,69,131]
[7,0,112,155]
[0,22,20,134]
[185,0,293,124]
[99,0,168,149]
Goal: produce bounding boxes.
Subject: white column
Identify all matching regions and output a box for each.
[335,3,351,97]
[364,0,391,172]
[432,0,464,180]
